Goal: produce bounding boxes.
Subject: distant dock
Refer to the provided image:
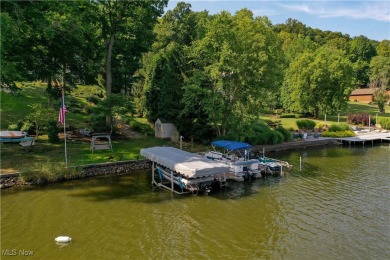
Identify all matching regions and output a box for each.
[335,132,390,147]
[252,131,390,154]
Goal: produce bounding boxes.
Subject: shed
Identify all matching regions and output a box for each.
[155,118,178,139]
[349,88,378,102]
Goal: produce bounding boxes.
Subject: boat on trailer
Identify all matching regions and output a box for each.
[204,140,262,181]
[140,146,231,195]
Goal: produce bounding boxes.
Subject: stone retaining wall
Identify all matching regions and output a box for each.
[81,159,151,177]
[0,159,151,190]
[0,173,24,189]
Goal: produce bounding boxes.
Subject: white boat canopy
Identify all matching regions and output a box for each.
[140,146,230,178]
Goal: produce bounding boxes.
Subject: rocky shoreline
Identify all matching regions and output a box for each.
[0,159,151,190]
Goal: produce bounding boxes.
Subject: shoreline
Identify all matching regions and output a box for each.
[0,136,385,190]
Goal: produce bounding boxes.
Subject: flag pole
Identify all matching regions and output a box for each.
[62,87,68,168]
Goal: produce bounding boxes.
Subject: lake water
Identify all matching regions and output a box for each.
[1,145,389,259]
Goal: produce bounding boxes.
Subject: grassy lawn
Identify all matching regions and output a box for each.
[0,137,172,173]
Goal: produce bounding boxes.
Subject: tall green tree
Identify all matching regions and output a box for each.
[96,0,167,96]
[138,2,203,125]
[349,36,377,86]
[369,40,390,113]
[282,46,354,117]
[1,0,101,105]
[183,9,284,136]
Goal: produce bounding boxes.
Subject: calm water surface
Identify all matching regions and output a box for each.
[1,145,390,259]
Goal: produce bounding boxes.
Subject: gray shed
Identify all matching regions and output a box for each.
[155,118,178,139]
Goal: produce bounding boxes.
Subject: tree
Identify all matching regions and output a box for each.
[369,47,390,113]
[89,94,134,133]
[96,0,167,97]
[1,1,101,106]
[183,9,284,137]
[138,2,204,125]
[349,36,377,86]
[282,46,354,117]
[25,104,56,137]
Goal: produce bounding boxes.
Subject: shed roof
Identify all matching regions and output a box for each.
[350,88,379,96]
[156,118,171,124]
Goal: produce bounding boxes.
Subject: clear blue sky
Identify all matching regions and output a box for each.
[166,0,390,41]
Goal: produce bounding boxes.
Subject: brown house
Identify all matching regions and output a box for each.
[349,88,378,102]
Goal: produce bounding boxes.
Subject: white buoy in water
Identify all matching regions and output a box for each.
[55,236,72,243]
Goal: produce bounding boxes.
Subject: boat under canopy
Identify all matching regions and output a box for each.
[211,140,252,152]
[140,146,230,178]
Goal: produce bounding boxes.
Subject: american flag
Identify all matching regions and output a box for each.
[58,99,67,125]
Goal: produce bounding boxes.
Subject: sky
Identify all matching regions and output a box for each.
[165,0,390,41]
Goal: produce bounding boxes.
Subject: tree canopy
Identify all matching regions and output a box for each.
[1,1,388,139]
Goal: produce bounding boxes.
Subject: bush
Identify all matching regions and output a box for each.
[129,120,154,136]
[244,122,288,145]
[316,122,328,130]
[296,119,316,130]
[321,130,356,138]
[47,121,60,143]
[328,123,350,132]
[87,95,100,104]
[275,126,292,141]
[268,130,284,144]
[7,124,20,131]
[280,114,298,118]
[347,113,375,126]
[20,160,80,184]
[21,121,36,135]
[378,117,390,130]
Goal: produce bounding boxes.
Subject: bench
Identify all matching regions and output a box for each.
[91,134,112,153]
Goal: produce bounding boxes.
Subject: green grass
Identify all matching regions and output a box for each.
[1,83,47,129]
[0,137,171,173]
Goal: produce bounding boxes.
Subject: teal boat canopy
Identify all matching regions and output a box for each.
[211,140,252,151]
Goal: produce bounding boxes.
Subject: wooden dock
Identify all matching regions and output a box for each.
[335,132,390,147]
[251,131,390,154]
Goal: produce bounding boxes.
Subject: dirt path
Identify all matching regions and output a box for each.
[114,118,143,139]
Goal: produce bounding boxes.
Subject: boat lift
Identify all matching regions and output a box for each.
[141,146,230,195]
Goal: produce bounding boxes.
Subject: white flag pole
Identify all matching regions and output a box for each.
[62,88,68,168]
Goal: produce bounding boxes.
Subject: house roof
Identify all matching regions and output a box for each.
[350,88,379,96]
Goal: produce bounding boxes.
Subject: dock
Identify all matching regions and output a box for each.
[335,132,390,147]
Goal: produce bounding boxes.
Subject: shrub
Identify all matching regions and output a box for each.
[87,95,100,104]
[321,130,356,138]
[316,122,328,130]
[20,160,81,184]
[275,126,292,141]
[296,119,316,130]
[129,120,154,136]
[7,124,20,131]
[328,123,350,132]
[378,117,390,130]
[280,114,298,118]
[347,113,375,126]
[268,130,284,144]
[47,121,60,143]
[21,121,36,135]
